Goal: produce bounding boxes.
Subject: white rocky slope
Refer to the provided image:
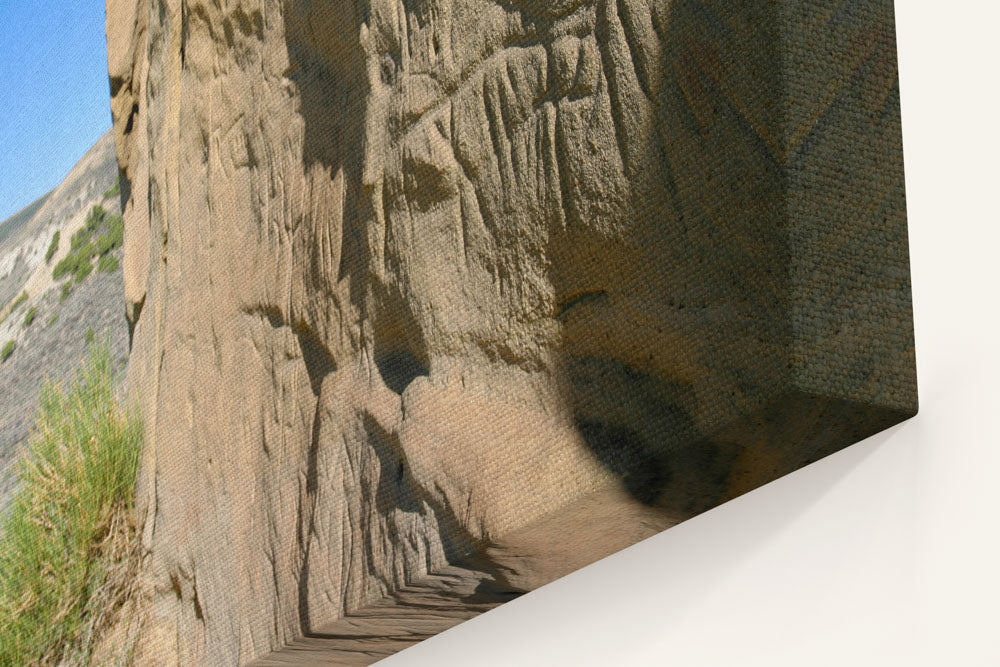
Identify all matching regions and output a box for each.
[0,130,130,512]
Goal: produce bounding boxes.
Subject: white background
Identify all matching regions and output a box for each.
[387,2,1000,665]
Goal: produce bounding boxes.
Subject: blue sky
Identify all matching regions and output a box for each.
[0,3,112,222]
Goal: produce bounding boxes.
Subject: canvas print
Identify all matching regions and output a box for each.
[0,0,916,664]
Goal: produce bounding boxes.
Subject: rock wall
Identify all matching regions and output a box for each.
[106,0,915,663]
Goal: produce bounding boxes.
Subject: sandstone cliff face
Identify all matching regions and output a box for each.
[107,0,914,663]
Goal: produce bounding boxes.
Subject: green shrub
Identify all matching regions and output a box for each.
[84,205,106,233]
[0,340,13,362]
[53,246,92,281]
[73,258,93,284]
[45,231,61,264]
[85,328,96,346]
[52,256,72,280]
[95,216,124,256]
[22,307,37,329]
[9,291,28,312]
[97,254,119,274]
[53,211,121,285]
[103,176,120,200]
[69,227,90,252]
[47,313,58,327]
[0,344,143,664]
[60,282,72,303]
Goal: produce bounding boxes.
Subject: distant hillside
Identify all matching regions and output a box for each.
[0,130,118,253]
[0,191,53,247]
[0,131,117,308]
[0,130,129,513]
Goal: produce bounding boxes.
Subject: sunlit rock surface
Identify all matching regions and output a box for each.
[106,0,916,663]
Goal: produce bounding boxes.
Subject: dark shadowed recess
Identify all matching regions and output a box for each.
[251,304,337,395]
[282,0,369,286]
[369,282,432,397]
[374,349,429,396]
[362,413,425,517]
[546,0,785,514]
[568,356,715,508]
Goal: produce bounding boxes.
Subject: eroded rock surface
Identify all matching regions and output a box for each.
[106,0,914,663]
[251,487,680,666]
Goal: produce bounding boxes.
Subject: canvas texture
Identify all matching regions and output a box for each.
[0,1,916,664]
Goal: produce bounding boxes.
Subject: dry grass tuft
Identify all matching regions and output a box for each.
[0,344,145,665]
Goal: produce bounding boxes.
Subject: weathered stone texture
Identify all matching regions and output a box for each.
[106,0,915,662]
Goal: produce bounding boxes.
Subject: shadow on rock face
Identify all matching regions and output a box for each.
[542,0,789,517]
[363,413,426,518]
[574,419,669,504]
[282,0,369,284]
[374,348,429,396]
[565,356,723,510]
